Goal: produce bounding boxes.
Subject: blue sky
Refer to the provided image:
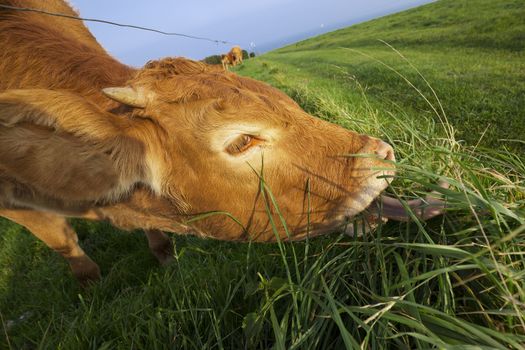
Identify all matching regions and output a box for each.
[69,0,433,67]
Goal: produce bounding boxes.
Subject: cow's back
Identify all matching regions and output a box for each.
[0,0,133,95]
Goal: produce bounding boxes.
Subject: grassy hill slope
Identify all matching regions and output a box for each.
[1,0,524,348]
[239,0,525,153]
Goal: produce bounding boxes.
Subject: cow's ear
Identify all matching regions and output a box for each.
[0,89,146,205]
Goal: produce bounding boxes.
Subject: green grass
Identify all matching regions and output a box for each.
[240,0,525,153]
[1,0,525,348]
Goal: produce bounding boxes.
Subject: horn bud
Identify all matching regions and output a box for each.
[102,86,151,108]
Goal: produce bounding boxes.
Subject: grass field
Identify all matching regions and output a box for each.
[1,0,525,348]
[239,0,525,154]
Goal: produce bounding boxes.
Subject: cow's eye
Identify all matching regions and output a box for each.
[225,134,263,155]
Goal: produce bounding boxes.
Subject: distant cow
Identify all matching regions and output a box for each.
[221,53,235,70]
[230,46,243,65]
[221,46,243,70]
[0,0,444,284]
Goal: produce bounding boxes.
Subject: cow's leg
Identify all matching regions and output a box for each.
[144,229,173,265]
[0,209,101,284]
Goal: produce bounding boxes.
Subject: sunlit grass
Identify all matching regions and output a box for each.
[2,56,523,347]
[1,0,525,348]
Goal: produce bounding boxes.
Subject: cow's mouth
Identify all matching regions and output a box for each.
[337,140,397,221]
[273,178,448,241]
[373,180,449,222]
[295,174,447,240]
[339,180,449,236]
[338,140,447,233]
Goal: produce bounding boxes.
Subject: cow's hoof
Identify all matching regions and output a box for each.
[76,268,101,287]
[69,257,101,286]
[150,240,174,266]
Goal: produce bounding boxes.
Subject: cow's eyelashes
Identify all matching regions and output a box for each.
[225,134,263,155]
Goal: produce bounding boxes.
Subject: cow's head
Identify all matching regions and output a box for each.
[0,58,398,241]
[103,58,396,241]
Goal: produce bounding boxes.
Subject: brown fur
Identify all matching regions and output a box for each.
[230,46,243,65]
[0,0,396,282]
[221,53,234,70]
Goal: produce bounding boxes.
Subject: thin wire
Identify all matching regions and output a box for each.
[0,4,233,45]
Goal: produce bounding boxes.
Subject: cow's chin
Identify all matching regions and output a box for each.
[340,169,394,220]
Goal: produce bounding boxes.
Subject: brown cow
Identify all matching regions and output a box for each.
[0,0,444,284]
[221,46,243,70]
[230,46,243,66]
[221,53,235,70]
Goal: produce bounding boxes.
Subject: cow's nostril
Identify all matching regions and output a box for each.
[375,141,395,162]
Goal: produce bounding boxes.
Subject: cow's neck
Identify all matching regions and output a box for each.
[0,6,136,109]
[0,5,186,232]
